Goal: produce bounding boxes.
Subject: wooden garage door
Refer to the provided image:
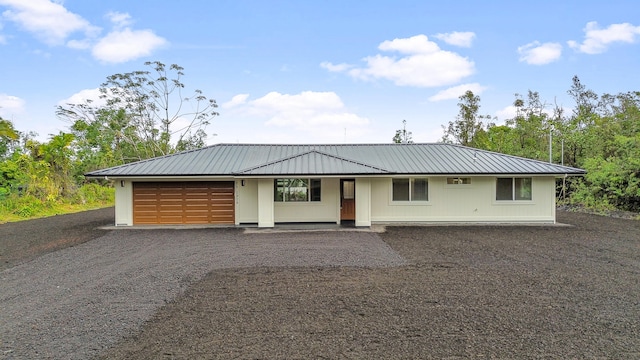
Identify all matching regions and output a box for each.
[133,182,235,224]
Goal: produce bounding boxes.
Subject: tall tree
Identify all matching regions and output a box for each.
[57,61,219,166]
[392,120,414,143]
[26,133,77,197]
[506,91,553,161]
[0,117,19,159]
[442,90,489,147]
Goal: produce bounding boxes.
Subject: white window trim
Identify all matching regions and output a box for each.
[446,177,472,185]
[274,178,322,203]
[390,177,430,205]
[445,177,475,189]
[493,177,534,204]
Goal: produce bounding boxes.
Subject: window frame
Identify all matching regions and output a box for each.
[274,178,322,202]
[495,177,532,201]
[446,177,472,185]
[391,177,429,203]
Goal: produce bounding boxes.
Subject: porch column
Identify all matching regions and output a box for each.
[355,178,371,227]
[115,179,133,226]
[257,179,274,228]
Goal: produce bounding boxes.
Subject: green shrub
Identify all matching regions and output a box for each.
[70,183,114,205]
[5,194,48,218]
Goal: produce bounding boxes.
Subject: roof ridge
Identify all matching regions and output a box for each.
[217,142,442,147]
[309,149,392,172]
[233,149,391,174]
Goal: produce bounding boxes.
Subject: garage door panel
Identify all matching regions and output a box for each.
[133,181,235,225]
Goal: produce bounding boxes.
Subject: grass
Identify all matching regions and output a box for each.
[0,201,114,224]
[0,184,114,224]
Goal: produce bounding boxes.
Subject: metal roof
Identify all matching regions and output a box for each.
[85,143,586,177]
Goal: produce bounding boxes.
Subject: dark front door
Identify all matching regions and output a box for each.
[340,179,355,221]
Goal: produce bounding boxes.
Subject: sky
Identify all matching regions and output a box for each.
[1,0,639,145]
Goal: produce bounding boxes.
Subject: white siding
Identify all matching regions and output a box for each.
[274,178,340,223]
[257,179,274,227]
[355,178,371,227]
[370,176,556,223]
[236,179,258,224]
[114,180,132,226]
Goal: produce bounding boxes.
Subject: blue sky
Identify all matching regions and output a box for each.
[1,0,639,144]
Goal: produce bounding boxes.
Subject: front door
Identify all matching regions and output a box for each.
[340,179,355,221]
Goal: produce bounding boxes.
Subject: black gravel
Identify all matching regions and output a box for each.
[1,209,639,359]
[0,222,403,359]
[0,207,114,270]
[101,211,640,359]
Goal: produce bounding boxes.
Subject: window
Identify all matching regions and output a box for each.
[447,177,471,185]
[392,178,428,201]
[496,177,532,201]
[274,178,321,202]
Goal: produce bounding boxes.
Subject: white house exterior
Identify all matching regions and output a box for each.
[86,143,585,227]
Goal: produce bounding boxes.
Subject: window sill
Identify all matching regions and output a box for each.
[389,201,431,206]
[492,200,535,205]
[275,201,324,205]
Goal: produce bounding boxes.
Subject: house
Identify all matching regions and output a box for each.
[85,143,585,227]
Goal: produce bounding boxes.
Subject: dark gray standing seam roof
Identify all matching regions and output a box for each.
[84,143,586,177]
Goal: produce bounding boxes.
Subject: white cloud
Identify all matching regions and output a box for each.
[58,88,107,107]
[324,34,475,88]
[67,38,92,50]
[106,11,133,29]
[320,61,352,72]
[221,94,249,109]
[225,91,370,142]
[568,21,640,54]
[0,0,99,45]
[495,105,518,122]
[0,22,6,44]
[0,1,166,63]
[494,104,556,123]
[92,28,167,64]
[428,83,487,101]
[433,31,476,47]
[91,12,166,63]
[0,93,26,115]
[378,34,441,54]
[517,41,562,65]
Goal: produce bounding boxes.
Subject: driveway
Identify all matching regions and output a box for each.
[2,209,639,359]
[0,222,404,359]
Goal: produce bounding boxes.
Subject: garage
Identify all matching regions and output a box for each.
[133,182,235,224]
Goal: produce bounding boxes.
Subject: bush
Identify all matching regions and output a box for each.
[70,183,114,205]
[1,194,49,218]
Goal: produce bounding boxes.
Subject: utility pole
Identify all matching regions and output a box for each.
[549,127,553,163]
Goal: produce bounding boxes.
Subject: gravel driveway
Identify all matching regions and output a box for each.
[0,224,404,359]
[2,209,640,359]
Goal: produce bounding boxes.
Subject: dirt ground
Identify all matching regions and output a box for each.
[98,212,639,359]
[2,209,639,359]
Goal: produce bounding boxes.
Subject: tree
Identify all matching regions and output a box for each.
[0,117,18,140]
[26,132,77,198]
[0,117,19,159]
[57,61,219,166]
[560,75,601,167]
[392,120,414,143]
[506,91,553,161]
[442,90,489,147]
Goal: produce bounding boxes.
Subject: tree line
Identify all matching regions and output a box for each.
[438,75,640,213]
[0,61,218,219]
[1,61,638,220]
